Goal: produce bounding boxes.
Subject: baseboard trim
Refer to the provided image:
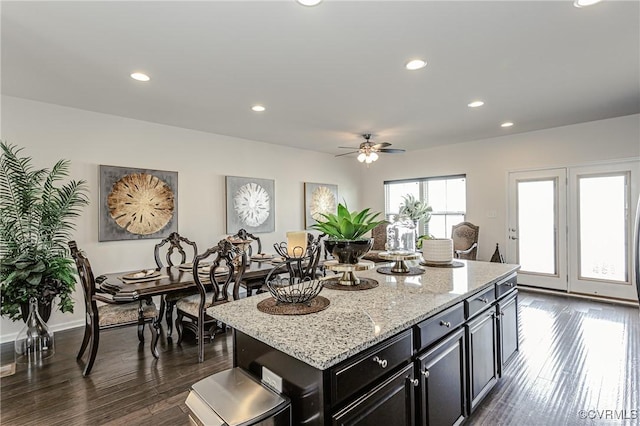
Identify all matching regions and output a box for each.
[518,285,640,308]
[0,319,85,345]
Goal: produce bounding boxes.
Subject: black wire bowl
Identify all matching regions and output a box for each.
[266,275,324,305]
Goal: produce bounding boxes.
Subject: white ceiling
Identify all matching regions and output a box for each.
[2,1,639,156]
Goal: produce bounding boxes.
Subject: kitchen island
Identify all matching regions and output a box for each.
[208,260,520,425]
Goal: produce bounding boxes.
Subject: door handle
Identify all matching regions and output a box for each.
[509,236,518,240]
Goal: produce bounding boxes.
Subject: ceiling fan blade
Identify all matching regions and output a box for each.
[335,151,359,157]
[338,146,359,149]
[371,142,392,149]
[377,148,406,154]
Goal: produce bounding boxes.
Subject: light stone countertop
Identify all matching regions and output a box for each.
[208,260,520,370]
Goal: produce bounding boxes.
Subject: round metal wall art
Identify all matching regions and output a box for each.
[107,173,174,235]
[234,182,270,227]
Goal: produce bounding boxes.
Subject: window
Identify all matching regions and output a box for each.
[384,175,466,238]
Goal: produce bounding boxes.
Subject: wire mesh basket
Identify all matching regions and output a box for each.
[266,274,324,305]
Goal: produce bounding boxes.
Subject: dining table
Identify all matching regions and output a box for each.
[96,257,284,357]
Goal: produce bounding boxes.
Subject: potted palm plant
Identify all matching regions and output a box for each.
[311,203,385,264]
[0,142,89,322]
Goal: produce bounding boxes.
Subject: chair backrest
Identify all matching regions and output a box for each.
[69,241,99,317]
[371,222,387,251]
[192,239,246,305]
[154,232,198,268]
[451,221,480,260]
[230,229,261,257]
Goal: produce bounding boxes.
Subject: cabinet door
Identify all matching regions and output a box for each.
[417,328,466,426]
[466,309,498,413]
[498,292,519,375]
[332,364,415,426]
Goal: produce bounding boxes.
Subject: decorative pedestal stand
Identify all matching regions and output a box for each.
[377,251,424,275]
[323,260,378,289]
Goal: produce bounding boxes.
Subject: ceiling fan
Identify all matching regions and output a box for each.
[335,134,406,164]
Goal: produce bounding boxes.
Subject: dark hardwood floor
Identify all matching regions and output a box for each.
[0,291,638,425]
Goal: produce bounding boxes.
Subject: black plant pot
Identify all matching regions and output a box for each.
[20,299,53,323]
[325,239,373,264]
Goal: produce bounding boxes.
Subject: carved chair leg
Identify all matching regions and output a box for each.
[175,312,184,345]
[82,323,100,377]
[77,317,91,360]
[137,323,145,342]
[165,300,176,338]
[137,301,145,342]
[149,322,160,359]
[157,296,166,329]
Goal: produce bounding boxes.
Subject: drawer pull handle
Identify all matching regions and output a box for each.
[507,283,514,287]
[372,356,387,368]
[478,297,489,304]
[440,321,451,328]
[409,378,419,387]
[421,369,430,378]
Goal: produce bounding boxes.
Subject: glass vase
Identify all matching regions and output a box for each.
[15,297,55,364]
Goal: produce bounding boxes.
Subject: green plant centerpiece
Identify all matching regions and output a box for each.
[311,203,385,264]
[399,194,432,225]
[0,142,89,322]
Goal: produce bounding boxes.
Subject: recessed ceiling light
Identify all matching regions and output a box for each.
[467,100,484,108]
[251,105,266,112]
[405,59,427,70]
[501,122,514,128]
[573,0,602,8]
[130,72,150,82]
[297,0,322,6]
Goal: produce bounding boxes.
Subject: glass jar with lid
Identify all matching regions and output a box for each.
[386,214,416,253]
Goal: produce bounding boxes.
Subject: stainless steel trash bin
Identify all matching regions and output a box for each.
[185,367,291,426]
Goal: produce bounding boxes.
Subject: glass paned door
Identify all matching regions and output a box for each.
[569,161,639,300]
[508,169,568,290]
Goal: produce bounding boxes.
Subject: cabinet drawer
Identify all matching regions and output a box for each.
[495,273,517,300]
[330,329,413,406]
[465,286,496,319]
[415,302,465,352]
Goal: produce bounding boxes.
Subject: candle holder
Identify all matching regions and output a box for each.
[274,242,307,259]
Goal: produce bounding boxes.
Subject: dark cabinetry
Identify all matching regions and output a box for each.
[497,292,519,376]
[416,328,466,426]
[332,364,415,426]
[465,308,498,412]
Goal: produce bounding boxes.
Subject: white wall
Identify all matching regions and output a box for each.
[359,114,640,262]
[2,95,639,342]
[0,95,361,342]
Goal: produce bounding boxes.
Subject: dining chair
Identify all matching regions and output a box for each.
[361,222,388,263]
[230,228,262,257]
[69,241,159,377]
[174,239,246,363]
[153,232,198,338]
[451,221,480,260]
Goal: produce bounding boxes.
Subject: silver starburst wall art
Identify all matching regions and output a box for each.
[225,176,275,233]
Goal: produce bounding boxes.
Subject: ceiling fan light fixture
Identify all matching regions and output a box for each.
[357,153,367,163]
[369,152,379,162]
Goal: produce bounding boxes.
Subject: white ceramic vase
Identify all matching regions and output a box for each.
[422,238,453,264]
